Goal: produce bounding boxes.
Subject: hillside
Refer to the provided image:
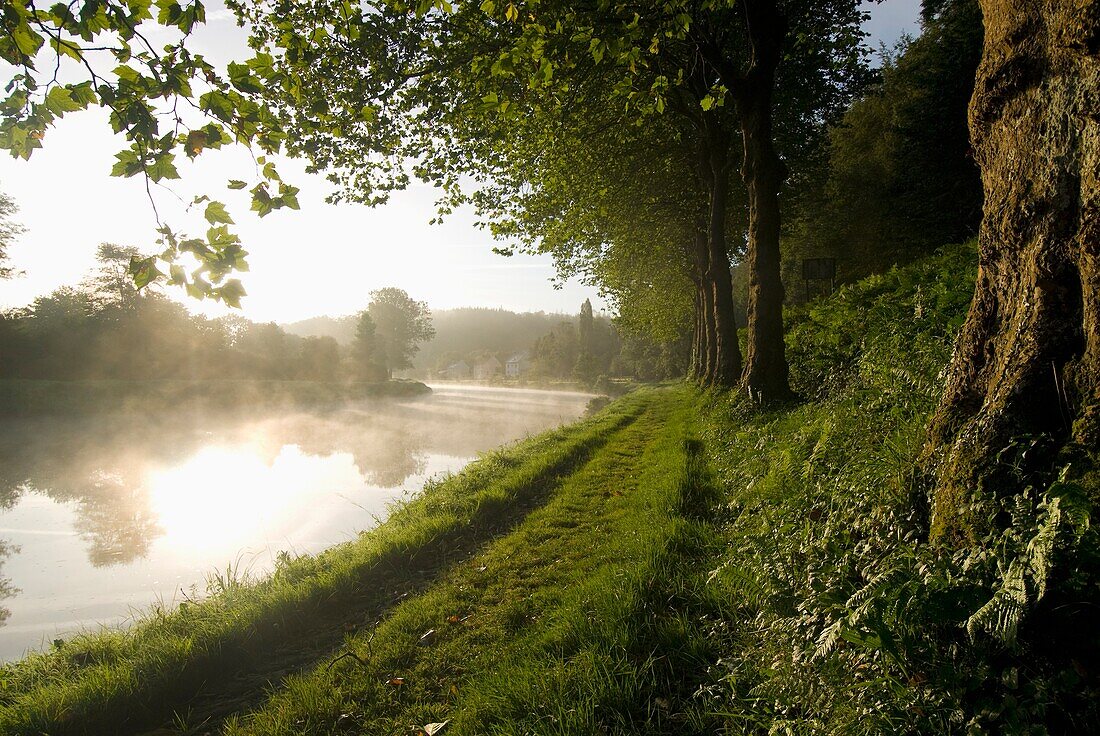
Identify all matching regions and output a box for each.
[3,242,1097,735]
[284,308,583,372]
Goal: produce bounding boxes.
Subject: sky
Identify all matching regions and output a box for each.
[0,1,922,324]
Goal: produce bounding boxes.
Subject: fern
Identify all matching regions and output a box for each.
[966,560,1027,646]
[965,474,1091,646]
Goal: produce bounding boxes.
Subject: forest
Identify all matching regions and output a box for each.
[0,0,1098,734]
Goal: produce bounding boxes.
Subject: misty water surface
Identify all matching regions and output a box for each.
[0,384,592,661]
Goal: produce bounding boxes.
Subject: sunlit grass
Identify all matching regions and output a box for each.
[222,384,724,735]
[0,391,648,735]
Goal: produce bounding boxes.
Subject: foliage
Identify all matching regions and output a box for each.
[785,0,984,284]
[366,287,435,377]
[527,300,621,385]
[0,253,417,384]
[351,310,386,381]
[700,241,1100,733]
[0,0,301,303]
[0,189,23,278]
[784,240,977,401]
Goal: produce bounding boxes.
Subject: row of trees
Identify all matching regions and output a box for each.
[527,299,689,384]
[2,0,1097,542]
[0,240,432,384]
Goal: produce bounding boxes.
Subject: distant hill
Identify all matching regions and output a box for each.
[283,307,580,373]
[283,315,357,344]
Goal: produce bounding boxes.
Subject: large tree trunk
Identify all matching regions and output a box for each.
[699,280,715,382]
[688,231,711,382]
[925,2,1100,541]
[699,122,743,387]
[735,0,792,403]
[689,283,702,380]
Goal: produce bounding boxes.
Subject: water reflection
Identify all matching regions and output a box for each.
[0,539,18,625]
[0,385,591,660]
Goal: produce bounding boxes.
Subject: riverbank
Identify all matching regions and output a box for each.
[2,242,1097,733]
[0,378,431,417]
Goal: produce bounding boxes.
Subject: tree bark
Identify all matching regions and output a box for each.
[925,1,1100,541]
[701,120,743,387]
[688,230,711,382]
[689,283,702,380]
[732,0,792,404]
[699,279,715,382]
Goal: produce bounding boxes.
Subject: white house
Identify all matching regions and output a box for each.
[505,352,531,377]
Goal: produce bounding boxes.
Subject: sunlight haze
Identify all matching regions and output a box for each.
[0,0,920,323]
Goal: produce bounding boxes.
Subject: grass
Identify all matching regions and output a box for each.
[219,385,724,736]
[5,241,1097,734]
[0,392,647,735]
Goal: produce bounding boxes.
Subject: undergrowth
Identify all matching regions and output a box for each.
[700,241,1100,733]
[4,241,1098,735]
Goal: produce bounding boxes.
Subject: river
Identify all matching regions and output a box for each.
[0,384,592,661]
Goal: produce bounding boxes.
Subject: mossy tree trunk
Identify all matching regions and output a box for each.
[695,119,743,388]
[926,1,1100,541]
[688,230,719,384]
[737,76,790,402]
[719,0,792,403]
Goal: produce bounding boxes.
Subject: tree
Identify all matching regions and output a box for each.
[352,310,387,382]
[0,190,23,279]
[297,335,341,382]
[229,0,866,400]
[532,321,578,380]
[366,288,435,379]
[85,243,145,310]
[0,1,296,303]
[573,299,599,384]
[924,2,1100,541]
[789,0,984,283]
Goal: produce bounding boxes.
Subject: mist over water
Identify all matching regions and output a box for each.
[0,384,591,662]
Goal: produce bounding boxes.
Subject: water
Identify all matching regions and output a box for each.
[0,384,592,662]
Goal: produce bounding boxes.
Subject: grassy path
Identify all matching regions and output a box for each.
[216,385,725,736]
[1,387,726,736]
[0,393,648,735]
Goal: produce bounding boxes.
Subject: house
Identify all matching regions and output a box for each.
[474,355,503,379]
[505,352,530,378]
[438,360,471,381]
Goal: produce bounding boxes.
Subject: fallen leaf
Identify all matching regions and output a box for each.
[388,677,406,686]
[423,720,450,735]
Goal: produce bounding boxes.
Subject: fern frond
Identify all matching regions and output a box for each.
[966,561,1027,646]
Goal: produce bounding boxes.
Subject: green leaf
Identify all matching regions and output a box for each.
[147,152,180,182]
[251,183,273,216]
[44,86,84,114]
[129,256,163,289]
[217,278,247,308]
[111,150,145,178]
[227,179,247,190]
[204,200,234,225]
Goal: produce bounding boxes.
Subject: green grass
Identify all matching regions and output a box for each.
[220,385,724,736]
[5,241,1097,734]
[0,392,648,735]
